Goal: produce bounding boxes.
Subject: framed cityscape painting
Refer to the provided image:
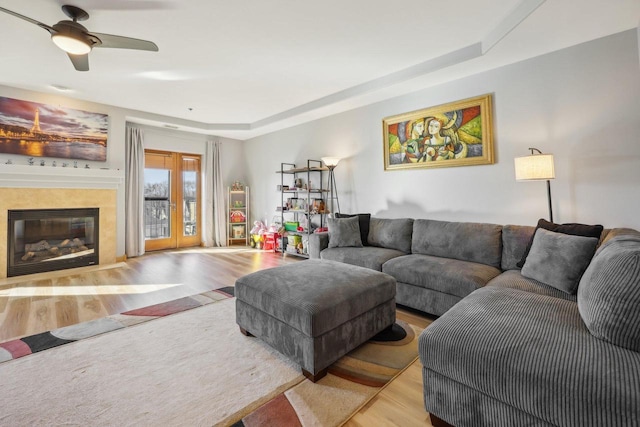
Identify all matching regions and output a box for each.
[0,96,108,162]
[383,94,494,170]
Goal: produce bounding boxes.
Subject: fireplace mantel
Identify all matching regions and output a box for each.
[0,165,123,189]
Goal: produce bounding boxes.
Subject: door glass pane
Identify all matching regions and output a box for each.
[182,170,197,236]
[144,168,171,239]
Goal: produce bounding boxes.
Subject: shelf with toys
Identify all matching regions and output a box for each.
[276,160,328,257]
[227,182,249,246]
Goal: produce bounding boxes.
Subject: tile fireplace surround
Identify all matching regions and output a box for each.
[0,165,122,279]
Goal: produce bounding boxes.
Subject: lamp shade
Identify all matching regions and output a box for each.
[321,157,341,168]
[514,154,555,181]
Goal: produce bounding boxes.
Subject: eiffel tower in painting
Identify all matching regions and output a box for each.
[30,108,41,133]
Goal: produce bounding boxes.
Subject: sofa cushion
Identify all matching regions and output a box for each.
[521,228,598,294]
[383,254,501,299]
[419,286,640,426]
[368,218,413,254]
[517,218,603,268]
[411,219,503,268]
[396,282,464,317]
[578,233,640,352]
[335,213,371,246]
[320,246,406,271]
[501,225,535,271]
[487,269,577,301]
[327,216,363,248]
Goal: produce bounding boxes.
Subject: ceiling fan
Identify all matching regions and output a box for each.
[0,4,158,71]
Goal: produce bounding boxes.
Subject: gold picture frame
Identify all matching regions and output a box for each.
[382,94,494,170]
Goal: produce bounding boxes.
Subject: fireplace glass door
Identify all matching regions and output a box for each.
[7,208,99,277]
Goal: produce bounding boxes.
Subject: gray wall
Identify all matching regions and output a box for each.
[244,30,640,230]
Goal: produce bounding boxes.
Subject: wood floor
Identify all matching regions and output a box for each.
[0,247,297,342]
[0,247,434,426]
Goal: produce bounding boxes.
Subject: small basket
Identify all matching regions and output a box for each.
[284,221,299,231]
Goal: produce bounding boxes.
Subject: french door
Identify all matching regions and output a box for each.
[144,150,201,252]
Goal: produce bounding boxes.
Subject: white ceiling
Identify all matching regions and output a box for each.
[0,0,638,140]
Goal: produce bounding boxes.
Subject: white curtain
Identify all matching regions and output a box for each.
[204,139,227,247]
[125,126,145,257]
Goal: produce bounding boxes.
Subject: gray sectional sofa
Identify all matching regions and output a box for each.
[308,216,640,426]
[309,217,521,316]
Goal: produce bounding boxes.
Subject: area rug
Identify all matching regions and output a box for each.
[0,286,235,362]
[234,320,422,427]
[0,294,304,426]
[0,290,423,426]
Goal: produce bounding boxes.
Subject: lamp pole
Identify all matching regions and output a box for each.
[327,165,340,216]
[321,157,341,217]
[547,179,553,223]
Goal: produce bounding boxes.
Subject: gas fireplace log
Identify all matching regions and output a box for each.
[60,238,86,248]
[25,240,50,252]
[33,251,57,260]
[21,252,35,261]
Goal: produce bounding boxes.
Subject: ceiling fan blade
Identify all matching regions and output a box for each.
[0,6,55,33]
[91,32,158,51]
[68,53,90,71]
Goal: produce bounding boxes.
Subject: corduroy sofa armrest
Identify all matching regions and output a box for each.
[308,232,329,259]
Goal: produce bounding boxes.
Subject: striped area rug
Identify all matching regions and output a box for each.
[0,288,423,426]
[0,286,235,363]
[0,292,303,426]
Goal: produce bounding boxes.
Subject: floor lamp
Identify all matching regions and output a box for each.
[321,157,341,217]
[514,148,556,222]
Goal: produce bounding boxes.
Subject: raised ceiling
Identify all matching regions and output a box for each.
[0,0,638,140]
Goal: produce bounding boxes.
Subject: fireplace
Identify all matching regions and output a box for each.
[7,208,99,277]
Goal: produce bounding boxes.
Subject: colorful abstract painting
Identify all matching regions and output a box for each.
[382,94,494,170]
[0,96,108,162]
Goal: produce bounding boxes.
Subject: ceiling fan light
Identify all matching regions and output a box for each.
[52,34,91,55]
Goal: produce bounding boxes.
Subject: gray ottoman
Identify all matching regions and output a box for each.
[235,259,396,382]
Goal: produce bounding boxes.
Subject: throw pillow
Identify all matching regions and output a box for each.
[335,213,371,246]
[327,216,363,248]
[368,218,414,254]
[517,218,603,268]
[577,234,640,352]
[521,228,599,294]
